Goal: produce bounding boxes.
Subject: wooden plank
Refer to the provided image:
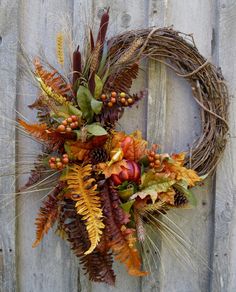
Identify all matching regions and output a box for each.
[211,1,236,291]
[72,1,148,291]
[16,1,81,292]
[0,1,19,291]
[145,1,215,291]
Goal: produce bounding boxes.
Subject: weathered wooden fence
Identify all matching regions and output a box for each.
[0,0,236,291]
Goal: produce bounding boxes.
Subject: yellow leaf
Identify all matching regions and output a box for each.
[63,164,104,254]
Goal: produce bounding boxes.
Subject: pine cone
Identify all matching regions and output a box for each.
[90,148,108,164]
[174,189,188,206]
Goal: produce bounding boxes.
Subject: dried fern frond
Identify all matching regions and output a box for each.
[34,58,72,105]
[32,183,64,247]
[104,63,139,93]
[56,32,64,66]
[64,164,104,254]
[61,200,116,285]
[100,181,147,276]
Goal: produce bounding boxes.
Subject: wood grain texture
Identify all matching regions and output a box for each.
[145,1,215,292]
[16,1,80,292]
[0,1,18,291]
[211,1,236,291]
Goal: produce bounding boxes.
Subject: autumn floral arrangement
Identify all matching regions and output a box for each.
[19,9,229,285]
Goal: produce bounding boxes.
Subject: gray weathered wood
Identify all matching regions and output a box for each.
[0,1,18,291]
[146,1,215,292]
[16,1,80,292]
[211,1,236,291]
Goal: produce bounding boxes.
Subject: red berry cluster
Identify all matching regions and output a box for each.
[147,146,161,169]
[49,154,69,170]
[101,92,134,107]
[57,115,79,133]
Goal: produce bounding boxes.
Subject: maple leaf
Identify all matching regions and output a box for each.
[63,164,104,254]
[121,131,147,162]
[98,160,128,178]
[164,153,201,187]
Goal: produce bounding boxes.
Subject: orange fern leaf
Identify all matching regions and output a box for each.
[32,184,63,247]
[63,164,104,254]
[19,119,49,140]
[34,58,73,104]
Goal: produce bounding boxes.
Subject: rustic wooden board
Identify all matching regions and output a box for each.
[16,1,81,292]
[211,1,236,291]
[0,1,18,291]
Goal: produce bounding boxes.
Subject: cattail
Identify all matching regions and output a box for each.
[97,8,110,45]
[115,38,143,65]
[56,32,64,66]
[73,45,82,85]
[90,40,101,73]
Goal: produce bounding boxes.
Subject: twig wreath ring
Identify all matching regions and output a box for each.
[18,9,229,285]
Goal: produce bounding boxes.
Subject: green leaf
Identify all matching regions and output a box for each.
[91,97,103,114]
[118,185,135,200]
[76,86,93,122]
[98,41,108,76]
[174,183,197,207]
[94,74,104,99]
[86,123,107,136]
[120,200,135,213]
[74,130,82,140]
[132,180,176,203]
[68,104,82,117]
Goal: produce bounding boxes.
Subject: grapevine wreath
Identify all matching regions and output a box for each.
[18,9,229,285]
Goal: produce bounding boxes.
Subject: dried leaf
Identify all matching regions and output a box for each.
[63,164,104,254]
[98,160,128,178]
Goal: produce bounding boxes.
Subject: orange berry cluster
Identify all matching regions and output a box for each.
[57,115,79,133]
[49,154,69,170]
[147,149,161,169]
[101,92,134,107]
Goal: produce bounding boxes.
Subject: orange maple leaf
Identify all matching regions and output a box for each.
[98,160,128,177]
[121,131,147,162]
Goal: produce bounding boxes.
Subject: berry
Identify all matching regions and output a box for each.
[111,92,117,97]
[62,120,67,126]
[62,157,69,164]
[127,98,133,104]
[56,158,61,162]
[67,117,72,123]
[148,156,154,162]
[71,115,77,121]
[155,154,160,160]
[110,97,116,103]
[150,151,155,157]
[56,162,63,169]
[120,92,126,98]
[150,162,155,168]
[74,121,79,127]
[50,163,56,169]
[66,127,72,133]
[101,94,106,100]
[70,122,76,129]
[50,157,56,162]
[57,125,66,132]
[120,97,126,104]
[63,154,68,158]
[108,102,113,107]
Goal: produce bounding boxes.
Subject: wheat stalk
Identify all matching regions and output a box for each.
[56,32,64,66]
[115,38,143,65]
